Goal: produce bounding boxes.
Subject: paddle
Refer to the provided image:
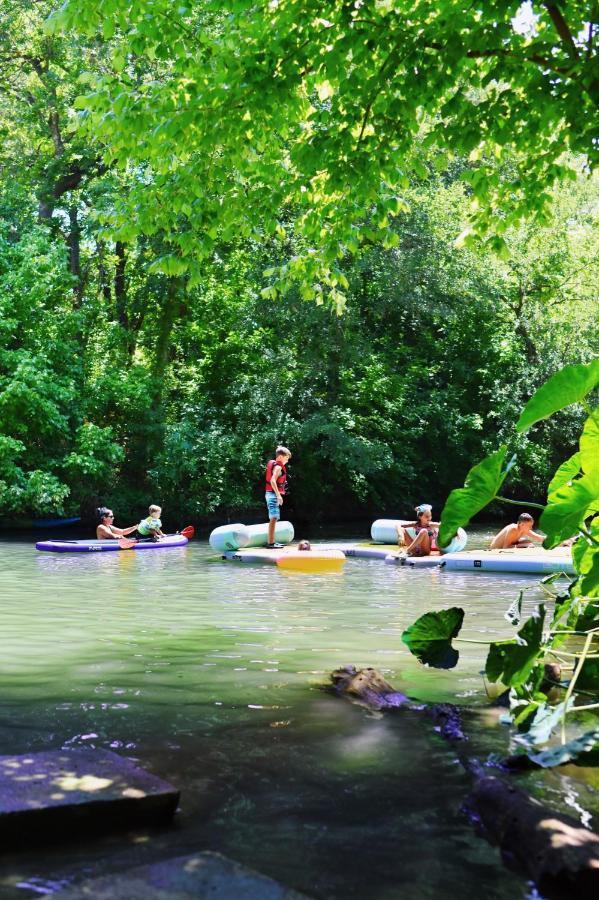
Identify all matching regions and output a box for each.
[180,525,194,539]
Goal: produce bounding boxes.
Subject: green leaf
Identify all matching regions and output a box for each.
[573,656,599,691]
[485,605,545,687]
[580,409,599,477]
[513,697,574,746]
[576,600,599,632]
[516,361,599,433]
[571,524,599,597]
[507,729,599,769]
[540,471,599,548]
[547,452,581,496]
[401,607,465,669]
[504,590,524,627]
[438,446,510,548]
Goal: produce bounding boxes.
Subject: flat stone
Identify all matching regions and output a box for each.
[0,749,179,845]
[52,850,310,899]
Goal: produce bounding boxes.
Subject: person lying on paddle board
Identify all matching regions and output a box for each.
[396,504,441,556]
[96,507,138,540]
[489,513,545,549]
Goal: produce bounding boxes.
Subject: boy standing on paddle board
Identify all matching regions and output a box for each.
[265,446,291,548]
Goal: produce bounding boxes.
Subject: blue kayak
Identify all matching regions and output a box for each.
[36,535,188,553]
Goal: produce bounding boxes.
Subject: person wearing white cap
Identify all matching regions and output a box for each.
[396,504,441,556]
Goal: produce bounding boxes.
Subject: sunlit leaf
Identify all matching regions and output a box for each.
[541,472,599,548]
[438,446,510,547]
[547,452,581,496]
[580,409,599,476]
[516,361,599,433]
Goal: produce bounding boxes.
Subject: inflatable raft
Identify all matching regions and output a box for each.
[439,549,575,575]
[268,542,574,575]
[209,521,294,551]
[36,535,189,553]
[223,547,346,573]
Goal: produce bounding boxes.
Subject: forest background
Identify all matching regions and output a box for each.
[0,0,597,530]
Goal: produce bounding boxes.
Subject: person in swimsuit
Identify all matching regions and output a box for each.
[397,504,441,557]
[96,507,138,540]
[490,513,545,549]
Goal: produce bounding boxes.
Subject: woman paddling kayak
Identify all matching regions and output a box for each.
[96,507,138,540]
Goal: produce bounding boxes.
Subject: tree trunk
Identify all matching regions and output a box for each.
[68,205,82,305]
[115,241,128,329]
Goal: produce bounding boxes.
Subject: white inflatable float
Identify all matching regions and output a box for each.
[209,521,294,552]
[370,519,468,554]
[440,549,574,575]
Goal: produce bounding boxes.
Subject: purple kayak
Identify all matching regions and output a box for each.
[36,535,189,553]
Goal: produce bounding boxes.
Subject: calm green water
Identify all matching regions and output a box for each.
[0,532,596,899]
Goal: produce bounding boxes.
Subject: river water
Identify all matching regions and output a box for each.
[0,531,596,898]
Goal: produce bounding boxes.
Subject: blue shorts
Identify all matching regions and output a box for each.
[265,492,280,520]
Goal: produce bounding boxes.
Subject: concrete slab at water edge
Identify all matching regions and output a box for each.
[0,749,179,845]
[51,850,311,899]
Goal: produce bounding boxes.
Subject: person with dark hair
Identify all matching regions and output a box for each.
[396,504,441,557]
[265,445,291,549]
[96,507,138,540]
[489,513,544,549]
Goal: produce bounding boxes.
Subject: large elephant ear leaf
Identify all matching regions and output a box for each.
[547,452,582,496]
[401,607,465,669]
[540,471,599,549]
[580,408,599,477]
[570,521,599,598]
[516,360,599,433]
[485,605,546,687]
[438,446,512,548]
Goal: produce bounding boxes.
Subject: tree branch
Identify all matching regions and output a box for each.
[542,2,579,59]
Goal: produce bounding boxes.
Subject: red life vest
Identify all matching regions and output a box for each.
[265,459,287,494]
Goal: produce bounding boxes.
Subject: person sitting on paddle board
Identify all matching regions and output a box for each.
[397,504,441,557]
[265,446,291,549]
[489,513,545,549]
[137,504,165,542]
[96,507,138,540]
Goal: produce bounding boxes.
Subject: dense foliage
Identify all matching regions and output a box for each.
[0,1,597,527]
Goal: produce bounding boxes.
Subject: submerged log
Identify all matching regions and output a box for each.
[329,665,599,899]
[330,665,409,710]
[330,664,466,741]
[469,776,599,900]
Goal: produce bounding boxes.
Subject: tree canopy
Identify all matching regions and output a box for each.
[51,0,599,304]
[0,0,597,523]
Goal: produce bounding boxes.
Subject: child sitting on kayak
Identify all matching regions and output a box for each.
[137,505,165,542]
[396,504,441,557]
